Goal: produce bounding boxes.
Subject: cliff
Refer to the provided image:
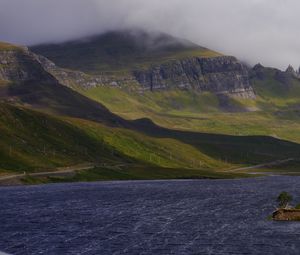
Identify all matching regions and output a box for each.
[35,55,137,89]
[0,43,126,126]
[0,46,57,84]
[36,54,255,99]
[272,209,300,221]
[30,30,256,98]
[134,56,255,98]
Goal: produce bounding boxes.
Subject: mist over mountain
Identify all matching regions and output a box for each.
[0,0,300,70]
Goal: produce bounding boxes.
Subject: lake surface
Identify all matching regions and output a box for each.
[0,177,300,255]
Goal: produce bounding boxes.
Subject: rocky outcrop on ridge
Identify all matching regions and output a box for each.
[133,56,256,98]
[0,47,57,84]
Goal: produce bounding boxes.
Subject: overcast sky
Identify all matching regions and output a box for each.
[0,0,299,70]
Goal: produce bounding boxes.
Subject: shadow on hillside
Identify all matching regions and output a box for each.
[130,118,300,165]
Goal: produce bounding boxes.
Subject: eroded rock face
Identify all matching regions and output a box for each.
[36,55,138,90]
[272,209,300,221]
[36,53,255,99]
[133,56,256,98]
[0,48,57,84]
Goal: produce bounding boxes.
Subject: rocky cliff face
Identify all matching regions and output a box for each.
[273,209,300,221]
[0,45,125,125]
[134,56,255,98]
[0,47,57,84]
[36,55,138,89]
[1,44,255,99]
[38,54,255,99]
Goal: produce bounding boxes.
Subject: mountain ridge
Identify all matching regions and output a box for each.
[31,30,255,98]
[1,37,300,178]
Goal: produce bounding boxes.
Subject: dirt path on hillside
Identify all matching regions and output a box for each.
[0,163,97,182]
[229,158,295,172]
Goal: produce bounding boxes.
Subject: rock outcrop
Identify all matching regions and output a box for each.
[35,55,138,90]
[36,53,255,99]
[0,47,57,84]
[1,42,256,99]
[285,65,300,79]
[0,44,126,126]
[273,209,300,221]
[133,56,255,98]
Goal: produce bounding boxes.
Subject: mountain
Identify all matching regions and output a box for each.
[250,63,300,100]
[30,31,300,141]
[31,30,255,98]
[0,42,125,126]
[1,37,300,180]
[31,30,220,73]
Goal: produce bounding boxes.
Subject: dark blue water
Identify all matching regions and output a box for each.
[1,177,300,255]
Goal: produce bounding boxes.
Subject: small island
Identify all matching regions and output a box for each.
[272,192,300,221]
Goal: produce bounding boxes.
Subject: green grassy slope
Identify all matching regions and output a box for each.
[0,103,126,172]
[0,42,21,51]
[2,100,299,178]
[251,65,300,107]
[131,118,300,165]
[31,30,221,74]
[1,39,300,179]
[5,80,127,126]
[0,102,230,174]
[76,85,300,143]
[22,165,249,185]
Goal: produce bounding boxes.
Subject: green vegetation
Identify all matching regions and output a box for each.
[77,85,300,144]
[246,159,300,174]
[277,192,293,208]
[68,117,227,170]
[3,99,299,182]
[1,36,300,183]
[0,42,21,51]
[0,102,231,174]
[21,165,250,185]
[31,31,221,74]
[0,102,129,172]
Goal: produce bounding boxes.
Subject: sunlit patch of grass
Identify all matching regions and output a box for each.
[0,42,21,51]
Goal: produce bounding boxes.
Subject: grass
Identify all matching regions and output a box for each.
[78,85,300,144]
[244,159,300,174]
[3,98,299,182]
[81,87,221,117]
[0,42,21,51]
[67,117,229,170]
[21,165,250,185]
[0,102,232,174]
[0,102,129,173]
[2,38,300,181]
[31,31,221,74]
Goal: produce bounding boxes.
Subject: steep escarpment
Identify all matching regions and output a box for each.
[0,43,126,126]
[134,56,255,98]
[31,30,255,98]
[0,46,56,84]
[36,55,137,89]
[36,51,255,99]
[250,63,300,99]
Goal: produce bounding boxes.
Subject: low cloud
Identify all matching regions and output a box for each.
[0,0,299,69]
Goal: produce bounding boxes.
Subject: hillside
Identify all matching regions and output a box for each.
[31,30,221,74]
[0,102,127,172]
[0,43,126,126]
[0,102,235,174]
[1,39,300,179]
[33,34,300,144]
[31,30,255,98]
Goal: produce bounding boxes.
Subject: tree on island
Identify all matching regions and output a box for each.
[277,192,293,209]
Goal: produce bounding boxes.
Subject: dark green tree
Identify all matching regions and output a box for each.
[277,192,293,208]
